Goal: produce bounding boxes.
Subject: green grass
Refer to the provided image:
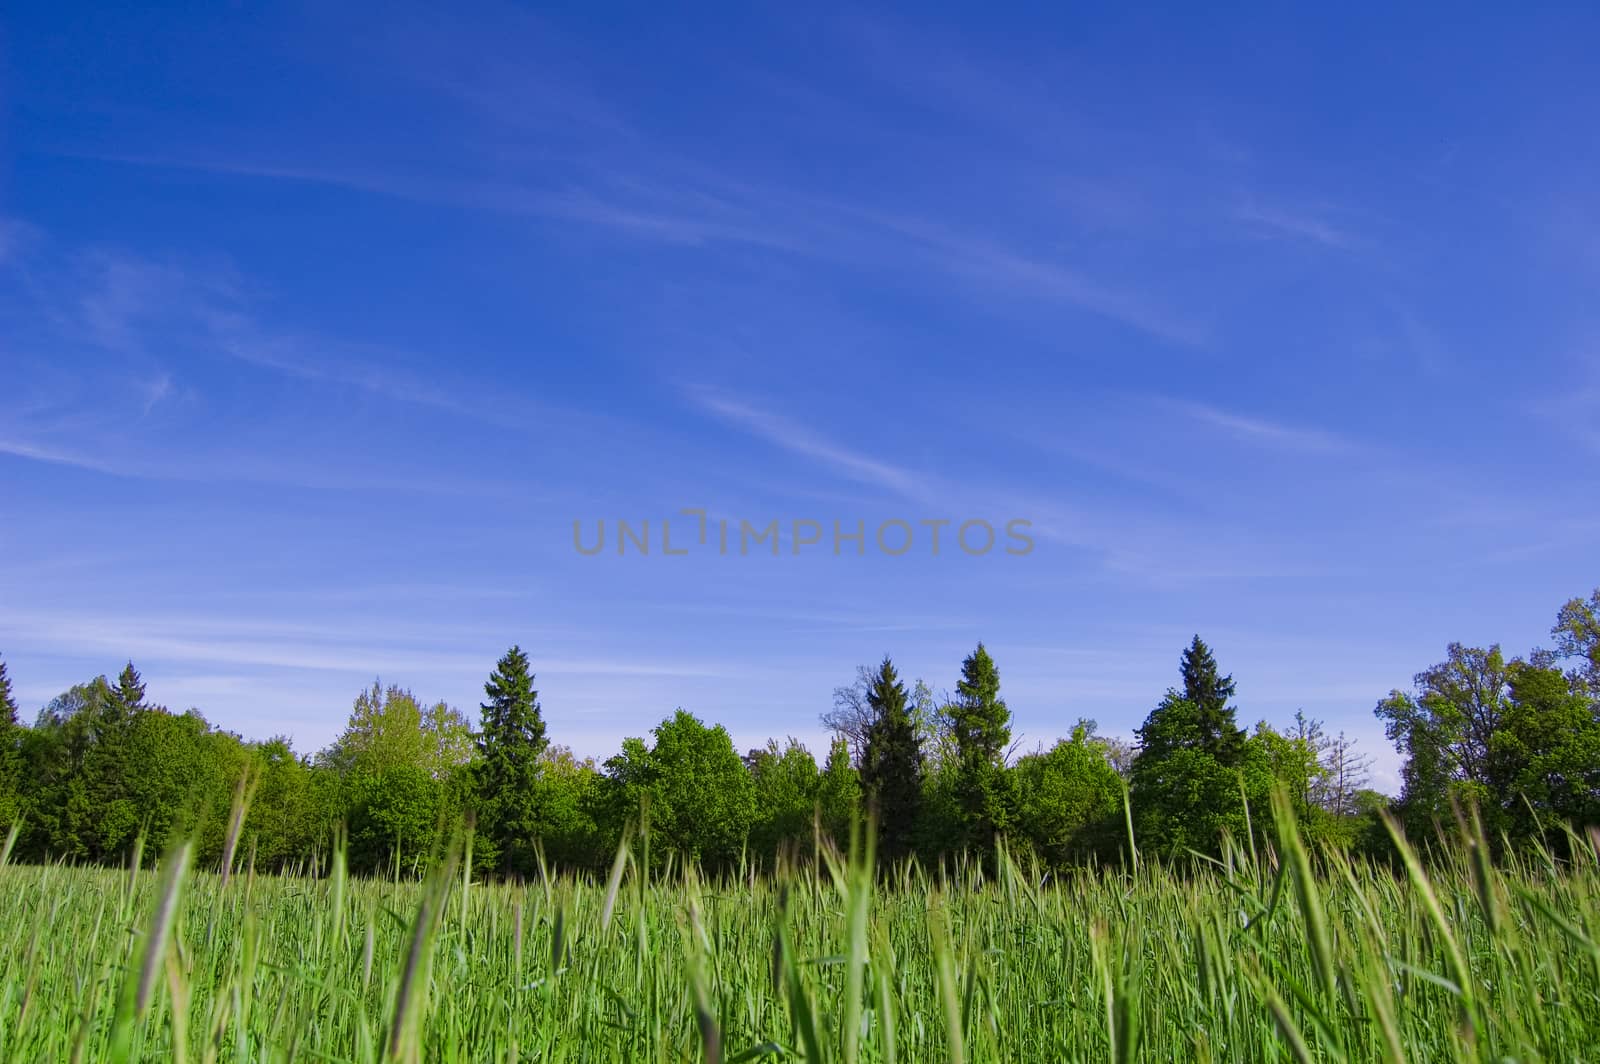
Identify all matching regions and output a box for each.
[2,809,1600,1062]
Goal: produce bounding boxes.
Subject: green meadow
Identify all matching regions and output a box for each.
[3,800,1599,1064]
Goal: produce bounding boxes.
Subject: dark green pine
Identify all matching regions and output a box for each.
[860,655,923,860]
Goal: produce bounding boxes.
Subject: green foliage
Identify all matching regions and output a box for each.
[1131,638,1267,856]
[1371,594,1600,855]
[0,654,17,729]
[1132,699,1270,856]
[528,745,604,871]
[110,661,147,719]
[475,646,548,876]
[1493,660,1600,837]
[915,747,964,864]
[14,677,255,868]
[1552,586,1600,690]
[1178,635,1246,765]
[1251,714,1325,821]
[746,738,819,864]
[951,642,1010,762]
[245,737,318,869]
[6,805,1600,1059]
[3,582,1597,897]
[602,709,755,871]
[0,655,19,826]
[860,657,923,860]
[1376,643,1514,833]
[816,736,861,845]
[346,764,444,875]
[317,681,477,875]
[324,682,472,781]
[949,643,1015,854]
[1012,721,1124,866]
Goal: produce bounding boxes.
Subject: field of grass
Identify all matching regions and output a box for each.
[3,799,1600,1063]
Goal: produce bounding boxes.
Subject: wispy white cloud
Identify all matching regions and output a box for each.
[876,214,1205,346]
[138,371,173,415]
[687,388,936,500]
[1163,398,1356,455]
[1233,201,1362,251]
[0,232,585,481]
[98,145,1204,344]
[69,7,1212,353]
[0,607,740,680]
[76,252,213,351]
[78,150,800,252]
[0,436,134,477]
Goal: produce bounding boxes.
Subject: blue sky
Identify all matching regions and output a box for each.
[3,4,1598,791]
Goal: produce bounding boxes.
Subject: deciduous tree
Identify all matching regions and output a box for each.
[602,710,754,871]
[747,738,819,865]
[1375,643,1513,832]
[1013,721,1124,867]
[817,736,861,845]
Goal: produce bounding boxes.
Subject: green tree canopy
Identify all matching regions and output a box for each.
[1552,587,1600,692]
[1494,660,1600,838]
[746,738,820,865]
[603,710,755,871]
[323,682,429,777]
[1375,642,1513,831]
[1132,694,1255,854]
[1013,721,1124,867]
[1132,638,1260,855]
[817,736,861,845]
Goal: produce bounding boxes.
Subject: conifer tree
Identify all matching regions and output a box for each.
[1132,636,1258,854]
[949,643,1015,852]
[0,655,17,728]
[1179,635,1246,765]
[84,665,145,858]
[110,661,147,719]
[860,656,923,860]
[951,643,1010,761]
[0,655,18,825]
[475,646,548,875]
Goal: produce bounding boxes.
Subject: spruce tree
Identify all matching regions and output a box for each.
[860,656,923,860]
[949,643,1015,852]
[476,646,549,875]
[0,656,18,826]
[110,661,147,719]
[84,665,144,859]
[1179,636,1246,765]
[951,643,1010,761]
[1131,636,1254,854]
[0,655,16,728]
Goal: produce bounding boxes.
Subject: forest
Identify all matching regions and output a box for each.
[0,586,1595,880]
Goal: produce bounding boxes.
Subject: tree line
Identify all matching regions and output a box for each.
[0,586,1594,877]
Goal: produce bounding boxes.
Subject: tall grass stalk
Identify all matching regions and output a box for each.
[1,802,1598,1060]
